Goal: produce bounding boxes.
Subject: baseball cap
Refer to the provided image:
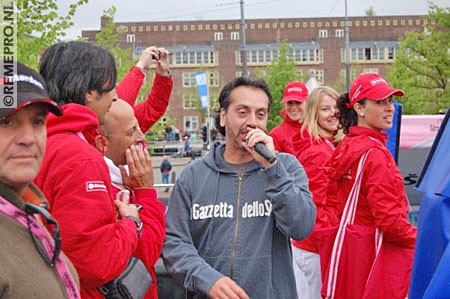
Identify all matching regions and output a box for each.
[348,73,404,108]
[0,61,62,119]
[282,81,308,103]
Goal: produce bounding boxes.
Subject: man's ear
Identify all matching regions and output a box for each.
[85,90,96,106]
[94,134,108,154]
[219,108,226,128]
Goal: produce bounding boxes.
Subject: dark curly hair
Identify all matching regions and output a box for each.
[214,76,273,136]
[337,92,367,134]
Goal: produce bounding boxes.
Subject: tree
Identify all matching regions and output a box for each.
[365,6,376,17]
[17,0,88,70]
[95,6,134,81]
[259,41,303,130]
[388,4,450,114]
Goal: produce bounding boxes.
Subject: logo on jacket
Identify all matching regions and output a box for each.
[191,202,233,220]
[86,181,107,192]
[190,200,273,221]
[242,200,272,218]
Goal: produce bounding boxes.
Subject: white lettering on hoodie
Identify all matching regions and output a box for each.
[190,200,272,220]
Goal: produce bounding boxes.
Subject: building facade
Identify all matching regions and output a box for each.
[82,15,430,135]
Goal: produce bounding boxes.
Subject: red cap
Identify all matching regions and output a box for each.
[348,73,404,108]
[282,81,308,103]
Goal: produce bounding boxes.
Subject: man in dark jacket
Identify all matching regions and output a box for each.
[160,157,172,185]
[163,77,315,299]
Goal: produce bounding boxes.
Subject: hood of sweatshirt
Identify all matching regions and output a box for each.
[329,126,388,182]
[46,103,98,136]
[46,103,102,149]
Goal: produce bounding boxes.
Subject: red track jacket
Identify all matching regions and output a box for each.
[292,137,338,252]
[327,126,416,247]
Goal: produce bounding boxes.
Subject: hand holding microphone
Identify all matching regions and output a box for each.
[245,128,277,166]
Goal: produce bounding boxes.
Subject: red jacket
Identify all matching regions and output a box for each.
[269,110,309,155]
[292,137,337,252]
[116,66,173,132]
[108,157,166,299]
[35,104,140,298]
[327,126,416,247]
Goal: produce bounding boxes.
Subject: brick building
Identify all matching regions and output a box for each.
[82,15,429,134]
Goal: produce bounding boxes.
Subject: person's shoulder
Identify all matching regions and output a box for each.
[269,123,284,135]
[277,152,301,166]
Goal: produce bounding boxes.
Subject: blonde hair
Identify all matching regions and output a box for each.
[301,86,344,144]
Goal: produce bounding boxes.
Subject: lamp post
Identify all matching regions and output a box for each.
[344,0,350,91]
[240,0,248,78]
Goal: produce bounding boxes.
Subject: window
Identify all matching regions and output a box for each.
[214,32,223,41]
[126,34,135,43]
[231,32,240,40]
[182,73,196,87]
[184,116,198,131]
[319,30,328,39]
[174,50,217,66]
[310,70,324,83]
[183,94,197,109]
[388,47,395,60]
[208,72,219,87]
[335,29,344,38]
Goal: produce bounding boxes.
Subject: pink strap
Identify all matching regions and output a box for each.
[325,150,383,299]
[324,138,336,151]
[0,197,80,299]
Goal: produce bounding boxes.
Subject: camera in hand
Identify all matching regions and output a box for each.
[255,142,276,164]
[152,53,160,61]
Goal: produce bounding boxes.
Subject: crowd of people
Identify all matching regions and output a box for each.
[0,40,417,299]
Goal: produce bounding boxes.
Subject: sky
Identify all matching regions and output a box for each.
[57,0,450,40]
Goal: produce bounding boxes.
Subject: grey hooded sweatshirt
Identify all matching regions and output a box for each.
[163,142,315,298]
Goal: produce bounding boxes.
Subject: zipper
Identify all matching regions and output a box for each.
[230,174,243,278]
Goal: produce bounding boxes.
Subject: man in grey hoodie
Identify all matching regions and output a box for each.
[163,77,315,299]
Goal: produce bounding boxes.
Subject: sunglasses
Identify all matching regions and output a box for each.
[24,203,62,267]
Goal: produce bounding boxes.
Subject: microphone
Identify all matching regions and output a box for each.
[254,142,276,164]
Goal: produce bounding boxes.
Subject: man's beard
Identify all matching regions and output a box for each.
[225,125,247,152]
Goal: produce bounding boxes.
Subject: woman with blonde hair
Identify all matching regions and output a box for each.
[291,86,344,299]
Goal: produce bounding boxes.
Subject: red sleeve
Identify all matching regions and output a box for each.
[134,73,173,132]
[116,66,145,106]
[131,188,166,270]
[299,145,332,227]
[50,159,139,288]
[364,149,417,247]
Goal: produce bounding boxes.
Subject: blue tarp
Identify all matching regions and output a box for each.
[384,102,403,164]
[409,108,450,299]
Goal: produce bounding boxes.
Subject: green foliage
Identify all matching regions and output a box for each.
[17,0,88,70]
[388,4,450,114]
[259,41,303,130]
[95,6,134,81]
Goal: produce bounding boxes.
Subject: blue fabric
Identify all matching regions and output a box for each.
[383,102,402,164]
[409,108,450,298]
